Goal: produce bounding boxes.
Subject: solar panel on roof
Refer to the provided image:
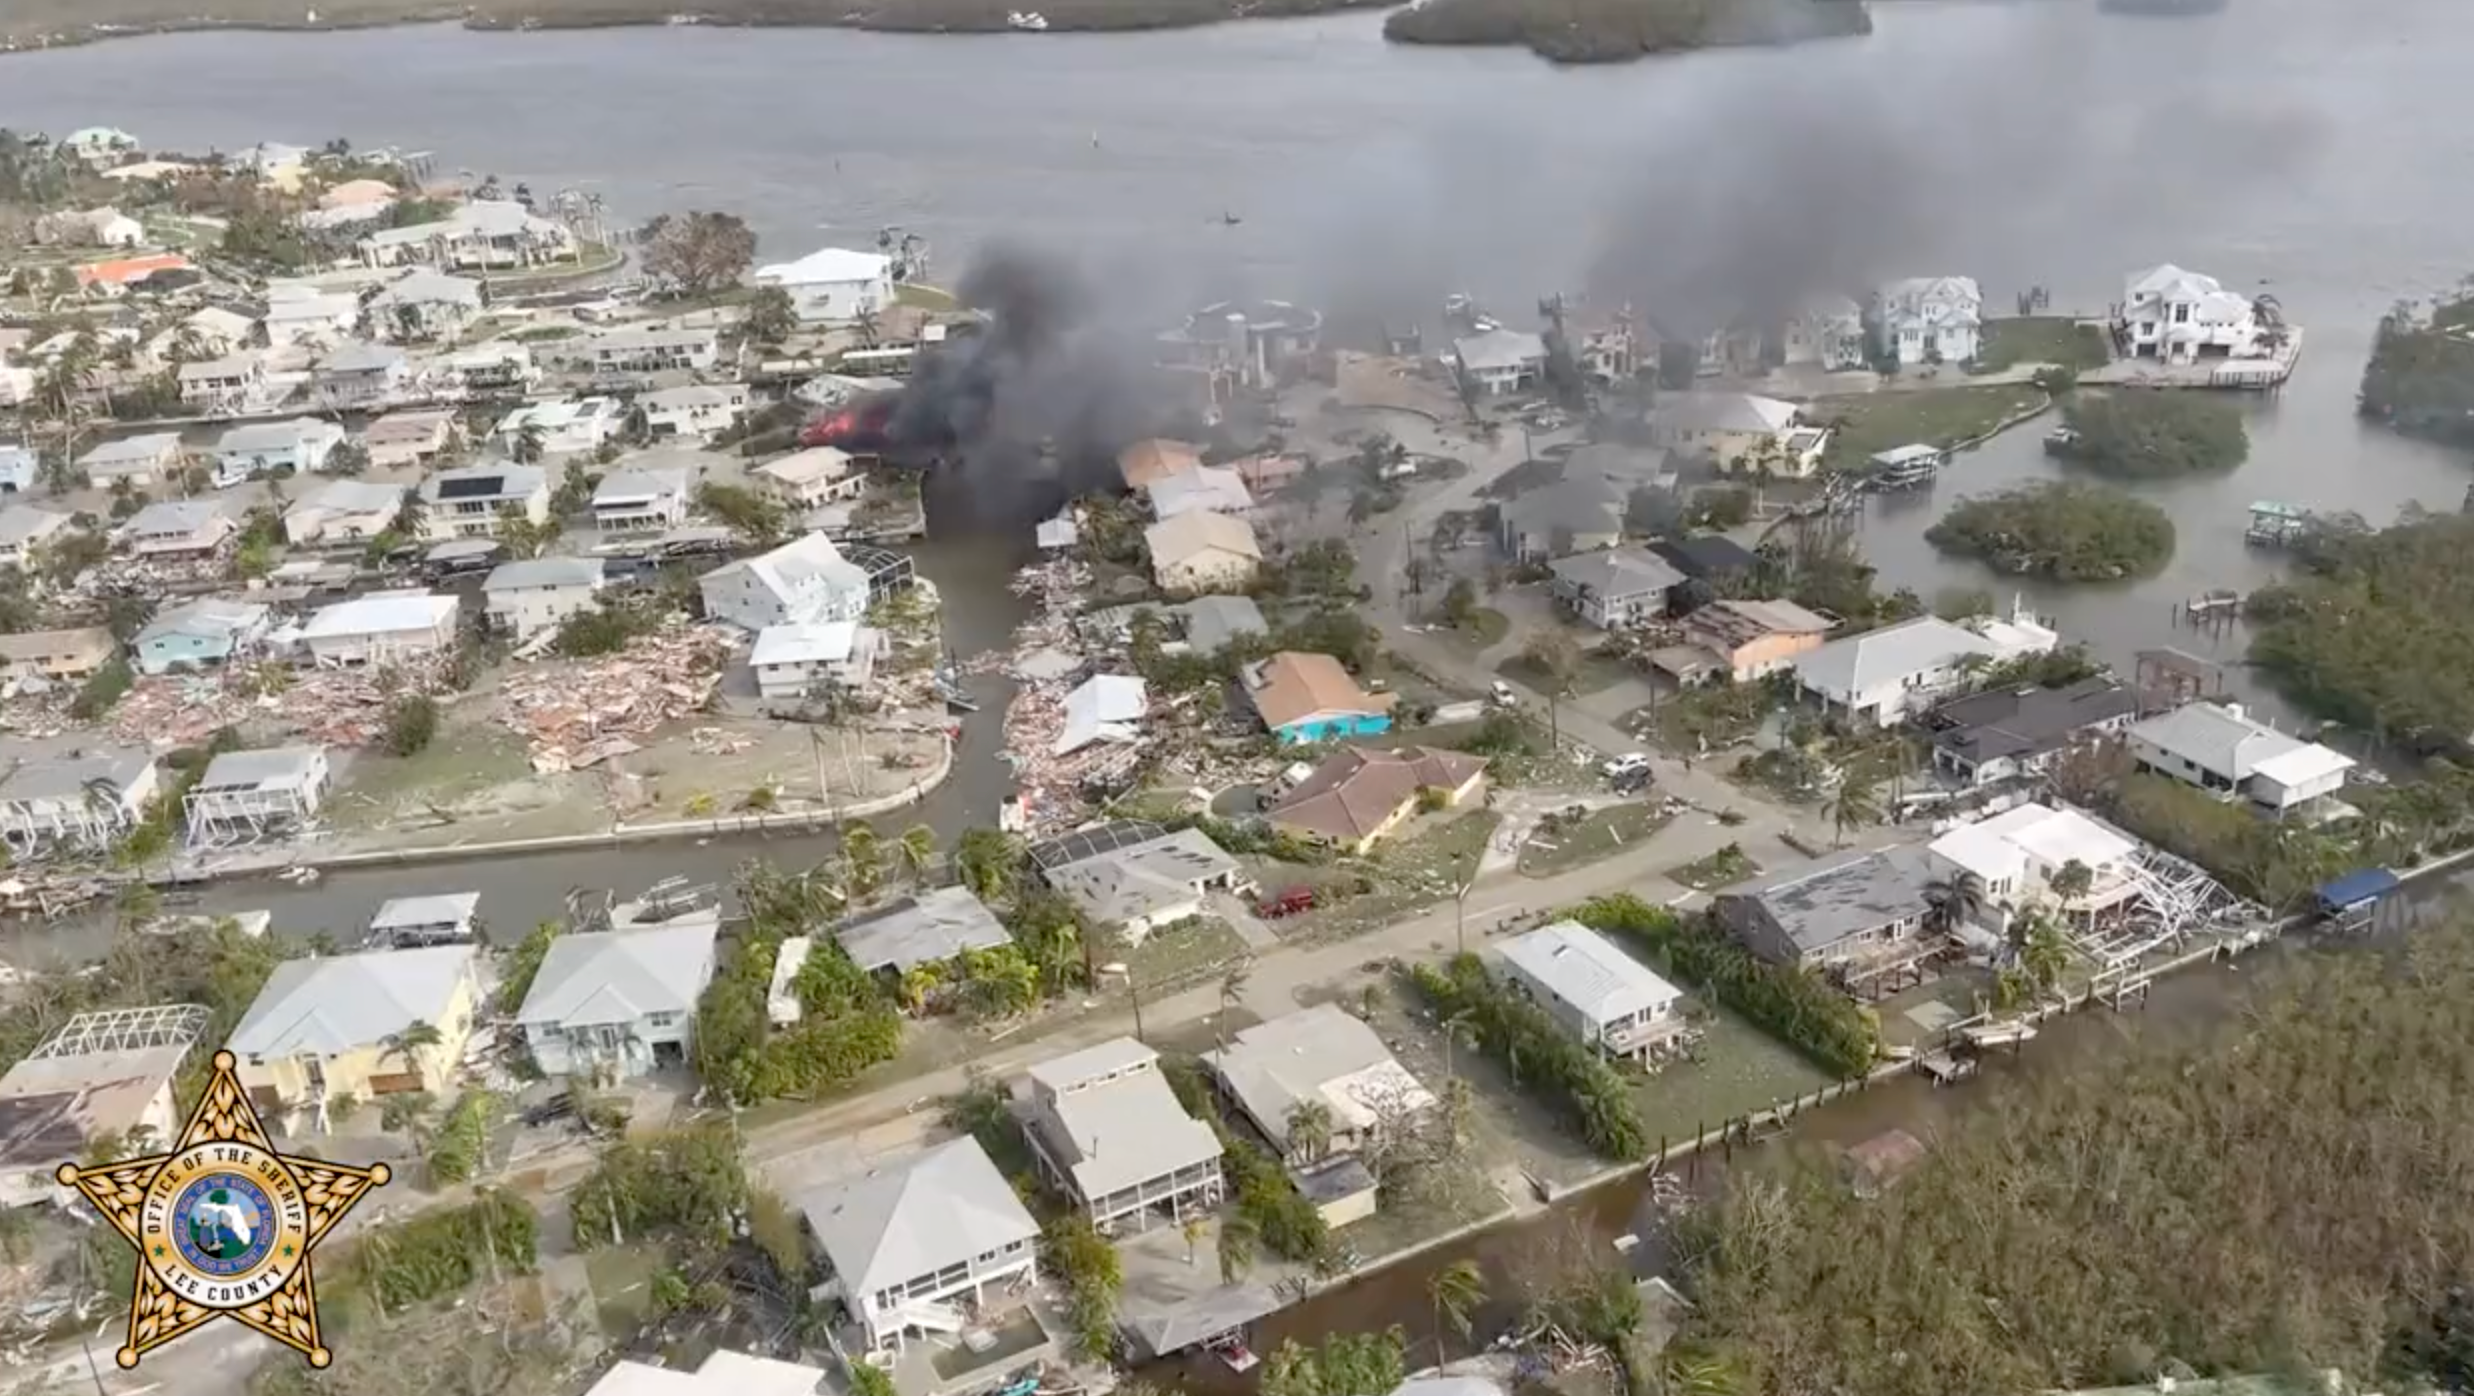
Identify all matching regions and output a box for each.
[435,476,505,500]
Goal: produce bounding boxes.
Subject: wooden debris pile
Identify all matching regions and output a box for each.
[497,625,734,773]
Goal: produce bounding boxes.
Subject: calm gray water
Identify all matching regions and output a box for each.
[5,0,2471,943]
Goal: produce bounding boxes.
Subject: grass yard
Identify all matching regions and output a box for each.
[1279,811,1502,944]
[1667,842,1763,891]
[1812,383,2050,470]
[1630,1004,1836,1146]
[323,723,534,832]
[1976,316,2113,372]
[582,1243,666,1341]
[1497,647,1636,697]
[1518,803,1675,878]
[1428,605,1511,652]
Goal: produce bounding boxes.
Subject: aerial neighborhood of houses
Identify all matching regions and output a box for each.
[0,119,2400,1396]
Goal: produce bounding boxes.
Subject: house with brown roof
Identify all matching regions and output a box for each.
[1144,510,1262,594]
[1242,651,1398,744]
[1118,439,1203,491]
[1268,746,1488,853]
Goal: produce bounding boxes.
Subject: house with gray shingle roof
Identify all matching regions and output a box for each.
[1714,846,1941,985]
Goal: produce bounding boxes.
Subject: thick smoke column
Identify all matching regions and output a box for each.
[856,247,1168,532]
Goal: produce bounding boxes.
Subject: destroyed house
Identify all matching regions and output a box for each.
[834,885,1011,978]
[184,745,331,844]
[0,626,114,683]
[1022,1037,1225,1233]
[1923,676,2138,788]
[0,1005,208,1208]
[0,747,159,856]
[134,599,269,676]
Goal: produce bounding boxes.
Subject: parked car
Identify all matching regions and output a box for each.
[1258,886,1318,919]
[1490,680,1518,707]
[1602,752,1654,780]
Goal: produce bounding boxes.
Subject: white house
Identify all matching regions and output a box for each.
[286,479,406,547]
[495,398,622,456]
[1872,276,1984,366]
[0,447,38,496]
[755,247,896,325]
[587,327,722,376]
[418,464,551,541]
[699,532,870,632]
[1146,464,1254,521]
[2126,701,2357,819]
[77,433,184,489]
[1021,1037,1225,1233]
[299,592,461,667]
[151,305,256,363]
[0,748,160,857]
[178,353,276,416]
[370,269,484,343]
[2119,264,2262,364]
[591,466,693,533]
[1780,294,1868,371]
[429,344,541,398]
[1453,328,1549,395]
[1926,801,2143,928]
[639,383,750,444]
[1654,392,1830,477]
[484,556,607,639]
[750,621,880,700]
[1791,611,2058,727]
[312,342,413,410]
[356,201,578,272]
[753,447,865,509]
[184,746,332,843]
[125,499,238,557]
[206,418,345,488]
[0,508,71,567]
[1038,826,1245,943]
[515,922,720,1079]
[262,288,363,350]
[794,1137,1042,1352]
[1495,921,1687,1063]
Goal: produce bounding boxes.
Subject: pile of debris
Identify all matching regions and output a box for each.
[496,624,734,773]
[109,660,455,749]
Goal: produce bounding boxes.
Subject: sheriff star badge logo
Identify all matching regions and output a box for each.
[56,1049,390,1370]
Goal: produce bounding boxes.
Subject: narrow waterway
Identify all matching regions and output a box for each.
[1154,872,2472,1388]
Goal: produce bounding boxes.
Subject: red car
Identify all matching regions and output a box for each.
[1258,886,1317,919]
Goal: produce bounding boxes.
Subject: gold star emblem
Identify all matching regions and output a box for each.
[57,1050,390,1370]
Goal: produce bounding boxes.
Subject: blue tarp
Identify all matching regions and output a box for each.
[2316,867,2400,912]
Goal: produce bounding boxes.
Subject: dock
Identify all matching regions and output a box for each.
[2181,588,2242,620]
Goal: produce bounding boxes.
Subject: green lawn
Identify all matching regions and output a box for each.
[1631,1004,1836,1146]
[895,282,959,310]
[1518,803,1675,878]
[1668,843,1763,891]
[1813,384,2050,470]
[1977,316,2113,372]
[1279,810,1502,944]
[1498,647,1635,697]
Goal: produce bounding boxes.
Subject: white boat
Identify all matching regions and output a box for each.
[1008,10,1049,29]
[1964,1020,2039,1049]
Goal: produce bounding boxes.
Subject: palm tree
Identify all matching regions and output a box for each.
[510,422,546,465]
[2017,916,2073,993]
[898,963,944,1016]
[1925,871,1986,936]
[1657,1348,1744,1396]
[1824,769,1883,848]
[381,1019,442,1070]
[1216,1211,1259,1284]
[952,827,1022,904]
[1520,632,1581,749]
[1215,961,1252,1052]
[1180,1215,1207,1267]
[1284,1100,1335,1165]
[2048,857,2094,912]
[840,820,885,902]
[894,823,938,887]
[379,1090,437,1180]
[1426,1259,1486,1370]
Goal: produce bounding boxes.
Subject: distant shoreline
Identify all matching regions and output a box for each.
[1,0,1866,65]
